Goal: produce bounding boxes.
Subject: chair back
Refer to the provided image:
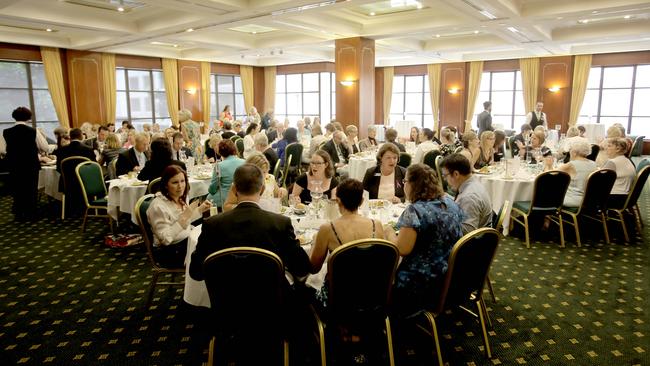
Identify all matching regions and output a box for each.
[621,165,650,210]
[134,194,159,267]
[398,152,411,168]
[636,158,650,173]
[423,150,441,171]
[327,239,399,322]
[280,154,292,187]
[433,228,500,314]
[493,200,510,233]
[108,158,118,180]
[203,247,285,331]
[235,138,245,158]
[61,156,90,194]
[285,143,303,168]
[527,170,571,214]
[576,169,616,215]
[630,136,645,157]
[586,144,599,161]
[434,155,446,191]
[230,135,241,142]
[508,136,517,154]
[75,161,107,207]
[454,146,464,154]
[147,177,162,194]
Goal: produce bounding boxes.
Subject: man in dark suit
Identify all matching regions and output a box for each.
[85,125,109,152]
[220,121,236,140]
[116,132,150,176]
[55,128,96,173]
[53,128,96,218]
[190,164,310,282]
[171,132,193,161]
[2,107,42,220]
[477,101,493,136]
[384,128,406,152]
[321,130,349,168]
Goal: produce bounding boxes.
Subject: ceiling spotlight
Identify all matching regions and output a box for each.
[117,6,124,12]
[279,50,283,55]
[173,44,178,48]
[592,10,598,14]
[45,28,53,32]
[578,19,589,24]
[251,31,257,34]
[270,51,275,56]
[416,3,423,9]
[435,34,440,38]
[624,15,631,19]
[369,12,375,16]
[556,17,563,20]
[474,30,479,34]
[186,28,194,32]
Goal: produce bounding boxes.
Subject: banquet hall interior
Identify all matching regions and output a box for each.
[0,0,649,365]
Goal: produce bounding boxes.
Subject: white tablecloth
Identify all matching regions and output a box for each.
[38,165,62,200]
[107,176,211,223]
[344,155,377,181]
[579,123,606,144]
[183,202,406,308]
[475,169,536,233]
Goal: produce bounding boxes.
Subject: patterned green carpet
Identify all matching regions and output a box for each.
[0,184,648,365]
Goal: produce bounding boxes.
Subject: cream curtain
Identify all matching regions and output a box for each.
[519,58,540,113]
[427,64,441,131]
[383,67,394,125]
[264,66,276,114]
[569,55,592,126]
[200,62,211,127]
[465,61,484,132]
[101,53,116,125]
[240,65,255,113]
[162,58,179,127]
[40,47,70,128]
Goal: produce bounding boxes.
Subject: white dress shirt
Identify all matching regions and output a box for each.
[146,193,202,246]
[0,121,49,155]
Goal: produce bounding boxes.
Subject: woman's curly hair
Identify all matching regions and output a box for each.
[405,163,443,203]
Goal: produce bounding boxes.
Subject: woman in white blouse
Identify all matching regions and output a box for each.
[603,137,636,208]
[243,122,260,159]
[147,165,211,267]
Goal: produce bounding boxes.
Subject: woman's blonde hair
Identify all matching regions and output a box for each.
[245,152,270,173]
[461,131,478,148]
[606,125,623,138]
[532,130,546,145]
[209,134,222,149]
[480,131,495,150]
[566,126,579,138]
[104,133,121,149]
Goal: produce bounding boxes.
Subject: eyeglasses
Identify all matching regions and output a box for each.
[441,171,450,179]
[310,161,325,165]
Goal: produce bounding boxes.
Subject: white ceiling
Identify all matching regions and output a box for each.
[0,0,649,67]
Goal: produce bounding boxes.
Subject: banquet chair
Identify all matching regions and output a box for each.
[508,136,518,156]
[417,228,500,366]
[423,150,441,171]
[235,138,245,158]
[434,155,446,192]
[484,200,510,303]
[398,152,411,169]
[229,135,241,142]
[606,165,650,242]
[637,158,650,173]
[285,142,304,181]
[586,144,599,161]
[134,194,185,309]
[280,154,293,188]
[75,161,112,233]
[60,156,91,220]
[146,177,162,194]
[315,239,399,366]
[558,169,616,247]
[510,171,571,248]
[202,247,290,366]
[108,158,118,180]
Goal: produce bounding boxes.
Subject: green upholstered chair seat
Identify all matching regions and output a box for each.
[90,197,108,206]
[561,206,579,213]
[512,201,530,212]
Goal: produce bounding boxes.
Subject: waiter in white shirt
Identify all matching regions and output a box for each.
[526,101,547,130]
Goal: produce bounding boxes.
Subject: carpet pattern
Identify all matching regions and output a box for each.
[0,183,648,365]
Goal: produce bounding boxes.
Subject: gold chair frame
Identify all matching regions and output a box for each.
[60,155,91,220]
[606,165,650,242]
[75,161,112,233]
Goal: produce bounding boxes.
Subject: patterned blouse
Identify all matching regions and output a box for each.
[395,196,464,314]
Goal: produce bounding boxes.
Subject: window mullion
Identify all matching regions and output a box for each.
[150,70,156,124]
[125,69,132,122]
[596,67,604,124]
[26,63,37,128]
[627,66,637,134]
[512,71,517,129]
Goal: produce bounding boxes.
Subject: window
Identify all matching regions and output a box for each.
[472,71,524,130]
[0,61,58,138]
[389,75,433,127]
[209,74,245,122]
[275,72,336,126]
[116,68,170,129]
[578,65,650,136]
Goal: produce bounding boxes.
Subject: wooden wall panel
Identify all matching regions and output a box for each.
[211,63,239,74]
[440,63,465,130]
[277,62,335,74]
[592,51,650,66]
[178,60,201,121]
[0,43,41,61]
[483,59,519,72]
[66,50,104,127]
[116,54,161,69]
[374,67,384,126]
[539,56,572,132]
[253,66,265,113]
[394,64,427,75]
[359,42,375,134]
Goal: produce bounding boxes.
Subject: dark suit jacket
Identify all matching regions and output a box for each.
[84,137,105,151]
[477,110,493,136]
[321,139,349,165]
[387,140,406,153]
[362,165,407,202]
[115,148,149,177]
[189,202,311,281]
[55,140,96,173]
[2,124,40,173]
[137,160,186,182]
[221,131,235,140]
[264,147,279,174]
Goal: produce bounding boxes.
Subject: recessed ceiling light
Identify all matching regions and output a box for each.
[117,6,124,12]
[369,12,375,16]
[624,15,631,19]
[592,11,598,14]
[578,19,589,24]
[251,31,257,34]
[474,30,479,34]
[45,28,52,32]
[173,44,178,48]
[416,3,423,9]
[186,28,194,32]
[435,34,440,38]
[556,17,563,20]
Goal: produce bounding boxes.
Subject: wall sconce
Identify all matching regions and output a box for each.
[447,87,459,94]
[548,86,561,93]
[340,80,356,87]
[185,87,197,95]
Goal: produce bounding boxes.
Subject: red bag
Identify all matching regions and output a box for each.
[104,234,143,248]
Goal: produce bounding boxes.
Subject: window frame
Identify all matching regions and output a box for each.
[115,67,169,127]
[209,74,246,122]
[579,65,650,135]
[0,60,58,134]
[389,74,433,128]
[275,71,336,124]
[473,70,523,130]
